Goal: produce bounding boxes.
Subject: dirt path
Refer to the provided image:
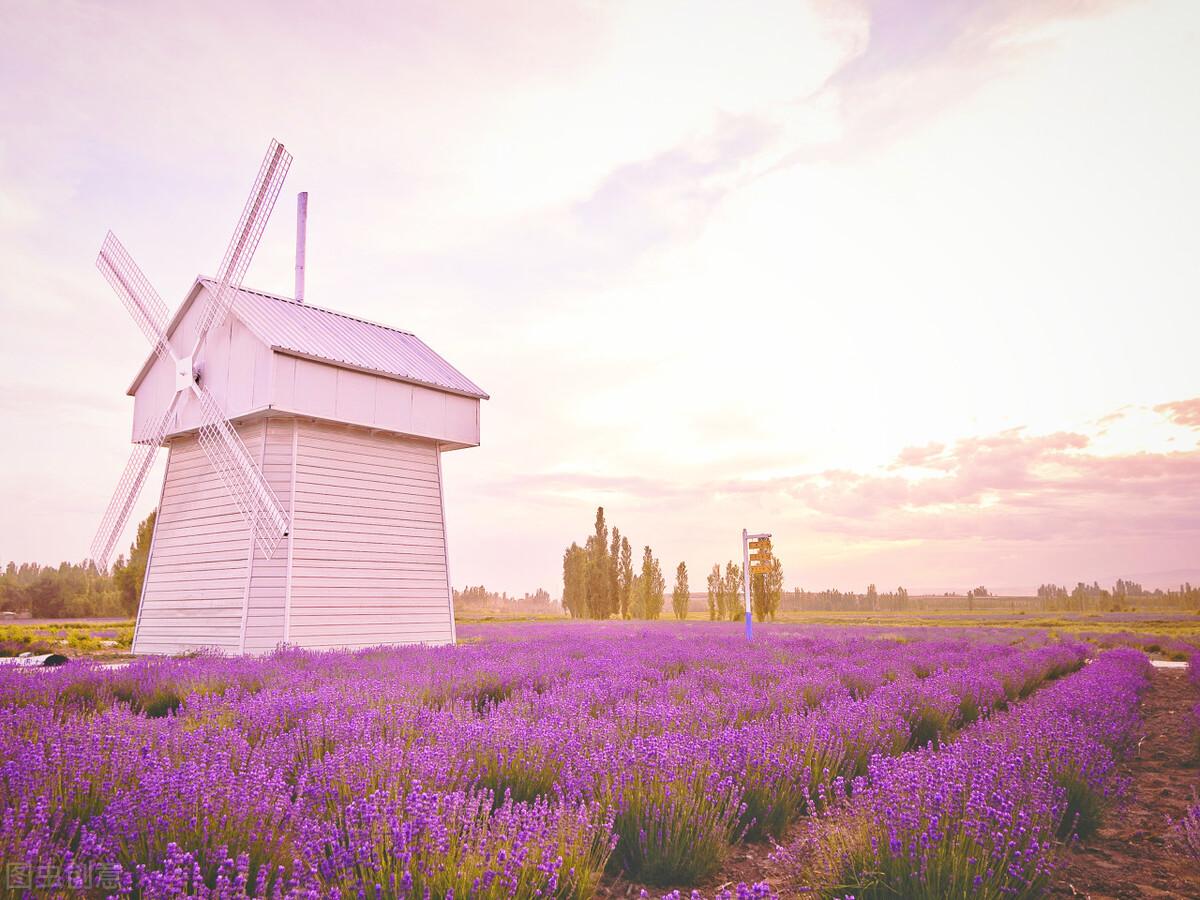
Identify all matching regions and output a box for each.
[1051,667,1199,899]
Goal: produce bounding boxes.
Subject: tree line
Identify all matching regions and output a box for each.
[562,508,689,620]
[0,513,155,619]
[1037,580,1200,611]
[453,585,557,616]
[779,585,910,612]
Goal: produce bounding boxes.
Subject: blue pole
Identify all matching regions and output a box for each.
[745,609,752,640]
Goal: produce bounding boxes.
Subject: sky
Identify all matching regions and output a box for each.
[1,0,1198,595]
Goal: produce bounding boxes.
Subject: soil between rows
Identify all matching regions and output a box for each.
[1050,667,1199,899]
[598,666,1199,899]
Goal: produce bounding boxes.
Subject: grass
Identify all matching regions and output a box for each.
[771,609,1200,638]
[0,620,134,657]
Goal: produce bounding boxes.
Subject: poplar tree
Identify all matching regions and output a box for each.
[585,507,612,618]
[672,562,689,620]
[723,561,743,621]
[619,536,633,618]
[706,564,720,620]
[638,546,666,619]
[765,555,784,620]
[609,526,622,616]
[642,548,665,620]
[561,543,589,618]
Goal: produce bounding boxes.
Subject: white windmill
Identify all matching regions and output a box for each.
[93,140,487,655]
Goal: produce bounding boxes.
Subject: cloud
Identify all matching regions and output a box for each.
[766,424,1200,543]
[1155,397,1200,429]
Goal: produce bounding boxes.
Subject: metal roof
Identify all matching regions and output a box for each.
[130,280,488,399]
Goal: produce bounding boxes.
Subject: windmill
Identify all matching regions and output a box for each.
[93,140,487,654]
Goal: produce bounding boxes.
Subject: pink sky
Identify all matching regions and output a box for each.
[0,0,1197,594]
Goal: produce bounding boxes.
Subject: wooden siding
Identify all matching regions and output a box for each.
[272,354,480,448]
[241,418,295,654]
[132,430,256,654]
[134,416,455,655]
[132,294,272,442]
[287,420,454,649]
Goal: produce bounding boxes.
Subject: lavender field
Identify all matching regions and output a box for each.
[0,623,1157,898]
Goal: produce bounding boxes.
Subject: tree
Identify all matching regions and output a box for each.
[562,543,589,618]
[619,536,633,619]
[649,553,665,620]
[722,561,742,622]
[584,507,612,618]
[866,583,878,611]
[753,555,784,622]
[706,564,720,620]
[637,546,665,619]
[672,562,689,620]
[768,557,784,618]
[113,511,156,616]
[609,526,622,618]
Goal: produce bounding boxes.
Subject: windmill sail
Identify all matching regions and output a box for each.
[97,232,173,361]
[193,385,289,558]
[92,140,294,565]
[89,406,173,566]
[192,140,293,347]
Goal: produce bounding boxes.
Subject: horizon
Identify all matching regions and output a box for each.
[1,0,1197,597]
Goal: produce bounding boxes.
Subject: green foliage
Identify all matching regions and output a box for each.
[0,621,133,658]
[1055,770,1104,839]
[607,767,743,885]
[706,564,720,620]
[562,543,589,618]
[564,508,648,619]
[585,508,615,618]
[636,546,665,619]
[752,556,785,622]
[112,511,155,616]
[1,512,155,619]
[720,561,743,621]
[619,536,633,619]
[672,562,689,620]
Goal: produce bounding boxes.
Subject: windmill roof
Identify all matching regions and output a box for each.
[129,280,488,400]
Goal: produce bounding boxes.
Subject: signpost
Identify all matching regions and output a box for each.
[742,529,772,639]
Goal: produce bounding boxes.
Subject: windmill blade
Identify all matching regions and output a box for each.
[89,402,178,566]
[192,140,293,348]
[191,385,289,558]
[96,231,172,359]
[91,443,158,567]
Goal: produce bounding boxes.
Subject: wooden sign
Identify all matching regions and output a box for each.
[749,539,771,550]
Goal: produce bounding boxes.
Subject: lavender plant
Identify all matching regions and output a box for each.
[0,622,1106,896]
[774,648,1150,899]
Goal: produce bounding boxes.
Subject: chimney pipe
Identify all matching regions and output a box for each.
[295,191,308,303]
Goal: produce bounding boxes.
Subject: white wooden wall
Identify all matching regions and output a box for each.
[133,430,256,654]
[272,355,480,449]
[133,416,456,654]
[242,418,295,654]
[131,298,273,444]
[287,420,454,648]
[131,283,480,451]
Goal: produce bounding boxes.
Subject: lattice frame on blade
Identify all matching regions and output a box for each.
[90,140,295,566]
[89,404,174,566]
[194,387,288,559]
[97,232,172,361]
[193,140,293,343]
